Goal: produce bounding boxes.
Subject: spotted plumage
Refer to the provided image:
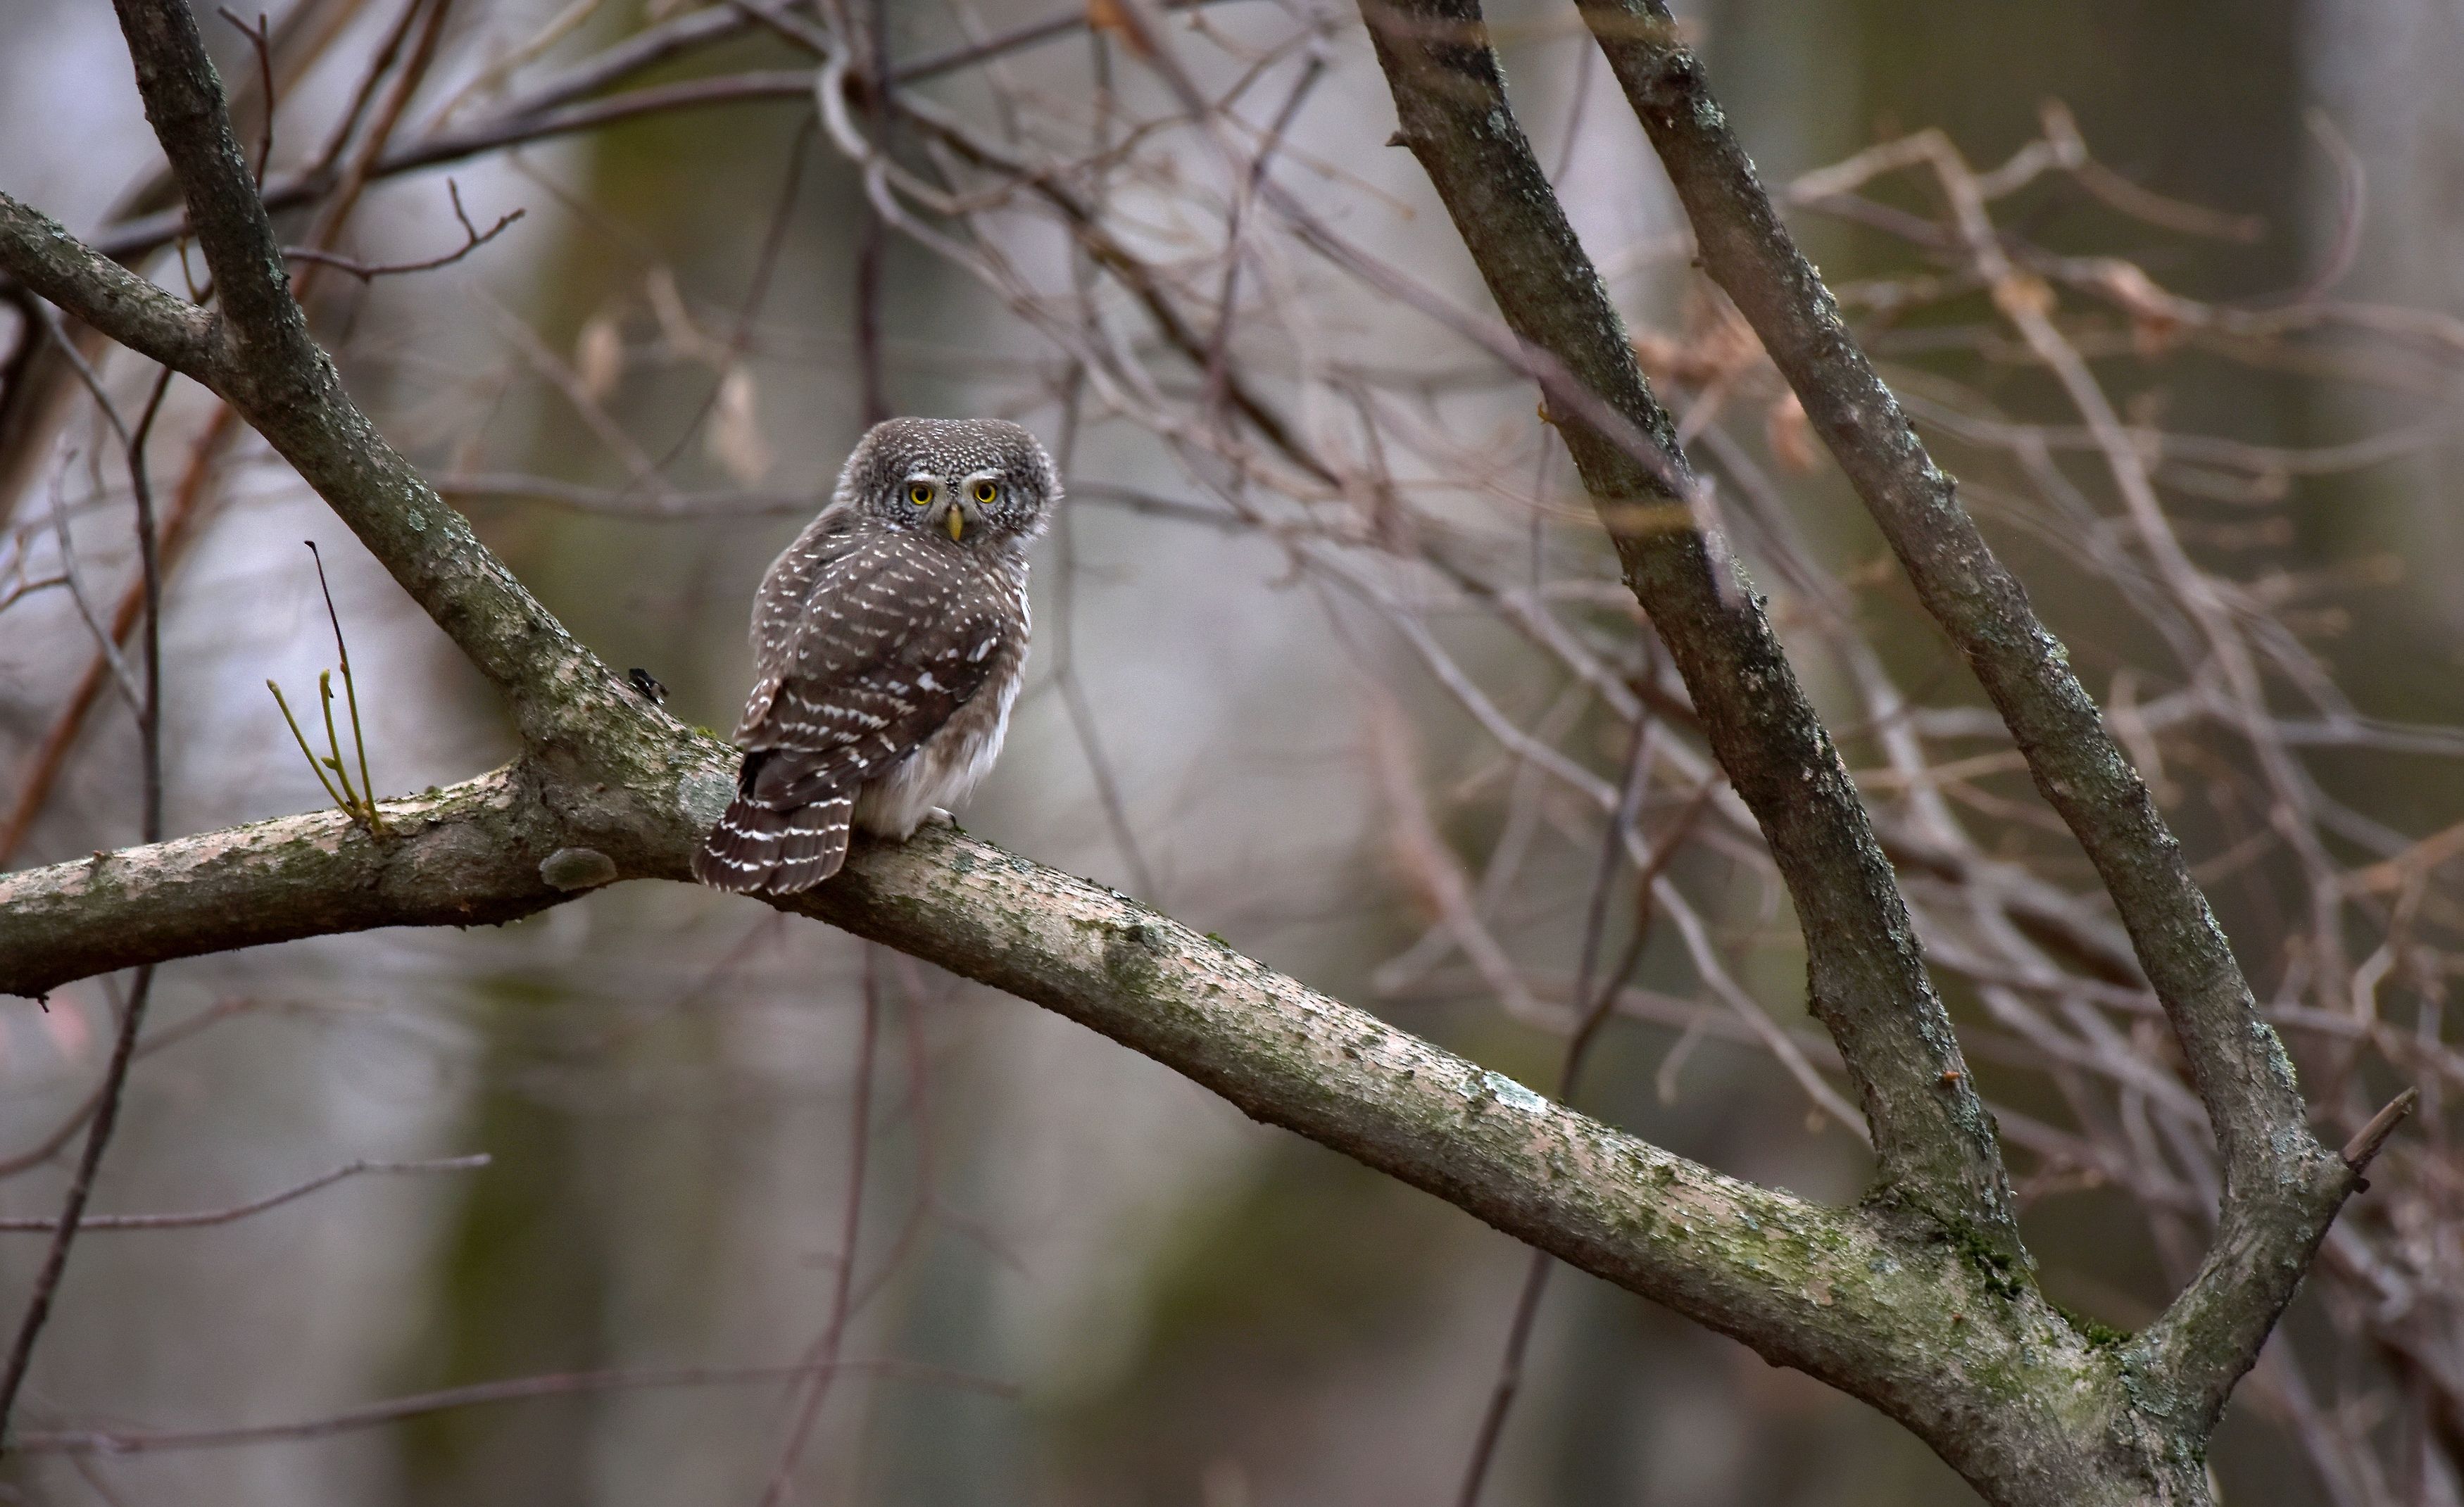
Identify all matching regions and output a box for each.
[694,417,1055,895]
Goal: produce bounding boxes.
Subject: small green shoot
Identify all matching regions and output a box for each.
[267,541,386,836]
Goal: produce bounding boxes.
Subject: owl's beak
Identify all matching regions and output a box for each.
[946,507,967,542]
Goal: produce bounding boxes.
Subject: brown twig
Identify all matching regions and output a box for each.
[215,8,275,184]
[855,0,892,426]
[1454,772,1715,1506]
[758,947,883,1504]
[0,967,154,1445]
[15,1357,1014,1456]
[281,179,522,282]
[0,316,173,1449]
[0,1154,487,1232]
[1047,377,1164,900]
[0,397,230,864]
[646,111,815,482]
[2341,1087,2419,1173]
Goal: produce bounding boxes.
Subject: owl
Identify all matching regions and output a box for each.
[693,417,1055,895]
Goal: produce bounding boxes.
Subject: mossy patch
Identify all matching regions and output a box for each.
[1947,1221,2028,1301]
[2052,1302,2132,1349]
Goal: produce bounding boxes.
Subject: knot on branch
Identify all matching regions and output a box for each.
[539,846,618,892]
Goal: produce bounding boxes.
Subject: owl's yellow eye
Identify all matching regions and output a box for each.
[907,483,933,506]
[973,481,998,504]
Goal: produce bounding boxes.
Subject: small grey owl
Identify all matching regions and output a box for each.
[693,417,1054,895]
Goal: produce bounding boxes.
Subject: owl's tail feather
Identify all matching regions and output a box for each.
[693,751,855,894]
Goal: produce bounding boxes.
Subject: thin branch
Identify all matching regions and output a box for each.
[2341,1087,2418,1173]
[0,323,174,1447]
[289,0,453,308]
[15,0,639,749]
[281,180,523,282]
[758,949,881,1504]
[15,1357,1014,1456]
[0,405,230,862]
[0,1000,251,1184]
[0,572,66,612]
[1048,380,1164,901]
[53,0,1231,291]
[45,455,142,717]
[0,966,155,1444]
[128,366,172,842]
[430,472,804,516]
[1455,732,1663,1507]
[648,110,815,480]
[0,1154,488,1232]
[895,0,1228,84]
[214,8,275,184]
[855,0,891,426]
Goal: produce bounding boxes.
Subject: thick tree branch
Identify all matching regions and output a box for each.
[2,767,586,997]
[109,0,305,376]
[0,196,221,380]
[1354,0,2017,1253]
[1569,0,2349,1426]
[0,739,2162,1501]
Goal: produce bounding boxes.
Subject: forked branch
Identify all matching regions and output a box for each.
[1354,0,2016,1251]
[1566,0,2355,1426]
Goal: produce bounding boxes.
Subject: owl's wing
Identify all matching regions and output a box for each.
[698,538,1014,896]
[738,535,1015,802]
[746,500,862,676]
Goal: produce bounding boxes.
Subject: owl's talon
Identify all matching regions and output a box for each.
[920,807,959,829]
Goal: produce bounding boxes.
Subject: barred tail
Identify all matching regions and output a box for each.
[693,752,854,895]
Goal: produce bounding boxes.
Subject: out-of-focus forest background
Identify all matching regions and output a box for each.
[4,1,2464,1503]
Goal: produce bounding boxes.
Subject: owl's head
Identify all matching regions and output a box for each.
[836,417,1057,552]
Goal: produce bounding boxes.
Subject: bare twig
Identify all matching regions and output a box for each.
[0,1154,488,1232]
[44,454,142,717]
[215,8,275,184]
[1455,774,1716,1507]
[1047,380,1164,900]
[758,948,883,1505]
[0,318,176,1444]
[0,966,156,1444]
[2342,1087,2419,1174]
[16,1357,1014,1456]
[647,111,815,481]
[281,179,524,282]
[855,0,891,426]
